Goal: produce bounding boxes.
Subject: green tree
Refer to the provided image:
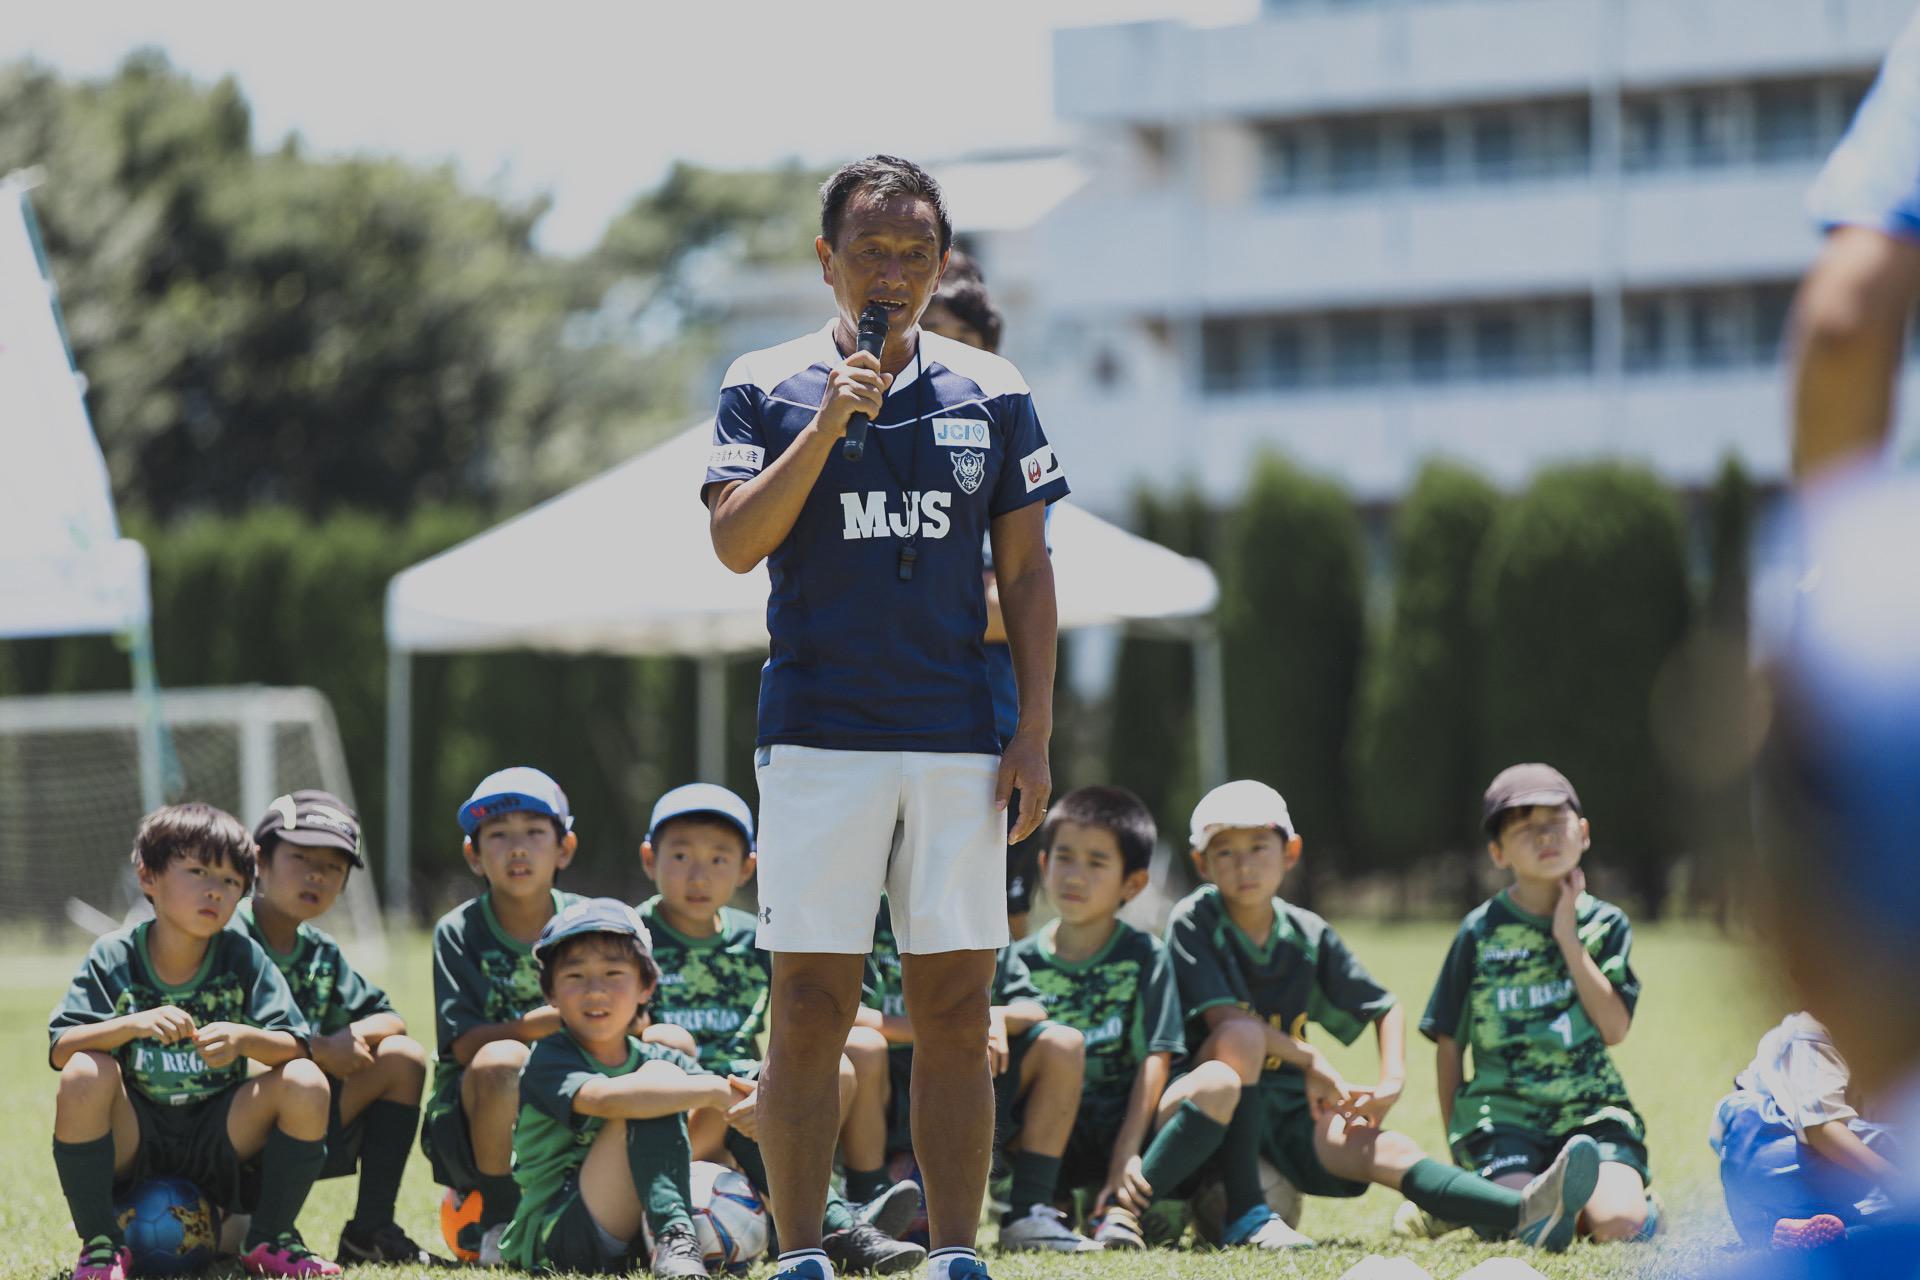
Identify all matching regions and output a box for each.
[1351,461,1501,882]
[1219,454,1366,886]
[1476,463,1692,917]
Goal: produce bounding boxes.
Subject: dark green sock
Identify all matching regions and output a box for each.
[1137,1100,1228,1204]
[248,1127,328,1246]
[53,1135,121,1246]
[1003,1151,1063,1222]
[1219,1087,1268,1218]
[476,1169,521,1231]
[626,1115,695,1235]
[1400,1159,1523,1232]
[846,1166,890,1205]
[348,1100,418,1230]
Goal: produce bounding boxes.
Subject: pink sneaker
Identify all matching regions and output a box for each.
[240,1234,343,1277]
[1772,1214,1847,1250]
[72,1237,130,1280]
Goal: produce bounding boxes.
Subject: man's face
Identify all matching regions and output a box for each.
[257,842,353,923]
[464,810,574,900]
[816,189,948,349]
[1487,804,1590,882]
[140,852,249,939]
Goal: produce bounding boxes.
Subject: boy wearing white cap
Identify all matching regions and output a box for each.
[422,766,584,1262]
[1164,780,1600,1253]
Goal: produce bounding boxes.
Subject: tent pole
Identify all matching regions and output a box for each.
[384,648,415,922]
[697,654,726,784]
[1193,620,1228,790]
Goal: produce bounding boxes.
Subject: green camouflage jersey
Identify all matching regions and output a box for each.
[1420,889,1645,1147]
[427,889,581,1122]
[1011,919,1185,1107]
[234,898,395,1037]
[498,1030,705,1270]
[48,920,308,1106]
[639,897,770,1073]
[1165,885,1396,1106]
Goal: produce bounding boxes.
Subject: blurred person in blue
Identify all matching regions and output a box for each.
[1713,472,1920,1278]
[1795,7,1920,481]
[702,155,1067,1280]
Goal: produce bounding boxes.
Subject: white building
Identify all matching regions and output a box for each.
[990,0,1916,513]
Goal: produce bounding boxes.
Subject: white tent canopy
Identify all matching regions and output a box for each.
[382,423,1223,915]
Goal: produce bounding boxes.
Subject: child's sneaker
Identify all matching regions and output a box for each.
[240,1233,343,1277]
[1218,1205,1316,1249]
[1092,1206,1145,1249]
[1392,1201,1462,1239]
[1514,1134,1600,1253]
[855,1180,924,1240]
[71,1236,130,1280]
[335,1219,450,1265]
[650,1222,708,1278]
[1772,1214,1847,1250]
[998,1205,1099,1252]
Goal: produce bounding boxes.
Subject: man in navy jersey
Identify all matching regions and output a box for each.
[702,155,1066,1280]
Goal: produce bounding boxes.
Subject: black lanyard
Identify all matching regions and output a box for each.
[867,344,928,580]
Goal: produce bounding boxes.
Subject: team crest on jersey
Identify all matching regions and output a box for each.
[951,448,986,495]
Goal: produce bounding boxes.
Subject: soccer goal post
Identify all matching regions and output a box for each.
[0,685,386,966]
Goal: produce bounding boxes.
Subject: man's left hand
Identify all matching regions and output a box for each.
[996,724,1052,844]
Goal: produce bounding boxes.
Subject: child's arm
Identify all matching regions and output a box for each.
[1435,1033,1465,1132]
[1096,1051,1172,1216]
[987,999,1048,1076]
[50,1008,197,1070]
[1804,1119,1900,1182]
[1552,870,1631,1046]
[1347,1005,1408,1124]
[193,1024,303,1069]
[451,1006,563,1065]
[574,1064,736,1120]
[1204,1005,1353,1115]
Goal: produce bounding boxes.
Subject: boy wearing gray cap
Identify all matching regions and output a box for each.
[1413,763,1651,1245]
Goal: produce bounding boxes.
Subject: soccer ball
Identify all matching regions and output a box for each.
[1189,1159,1304,1243]
[113,1177,216,1276]
[440,1186,485,1264]
[689,1160,769,1274]
[884,1151,929,1245]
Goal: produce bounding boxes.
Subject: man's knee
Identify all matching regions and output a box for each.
[774,967,864,1046]
[468,1040,530,1098]
[57,1051,124,1112]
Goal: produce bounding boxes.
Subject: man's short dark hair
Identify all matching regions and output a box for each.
[820,154,952,254]
[933,276,1003,353]
[538,931,660,997]
[1039,785,1157,877]
[132,802,257,892]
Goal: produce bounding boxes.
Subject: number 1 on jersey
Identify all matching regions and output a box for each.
[1549,1011,1575,1047]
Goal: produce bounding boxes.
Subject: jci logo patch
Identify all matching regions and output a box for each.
[931,418,990,448]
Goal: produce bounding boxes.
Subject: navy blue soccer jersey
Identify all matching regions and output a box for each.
[703,322,1069,753]
[1808,9,1920,241]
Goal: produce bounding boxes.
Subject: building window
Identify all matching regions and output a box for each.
[1330,314,1384,386]
[1264,324,1307,389]
[1406,120,1450,186]
[1472,114,1517,182]
[1328,119,1384,193]
[1408,315,1451,383]
[1202,322,1246,392]
[1755,82,1820,162]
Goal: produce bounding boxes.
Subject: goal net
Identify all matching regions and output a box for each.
[0,685,386,965]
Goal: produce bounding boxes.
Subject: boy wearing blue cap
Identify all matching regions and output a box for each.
[423,767,583,1263]
[497,897,712,1277]
[639,784,924,1275]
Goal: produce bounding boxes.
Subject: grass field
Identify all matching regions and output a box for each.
[1,923,1788,1280]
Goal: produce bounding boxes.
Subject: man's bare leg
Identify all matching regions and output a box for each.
[760,952,867,1255]
[901,949,996,1251]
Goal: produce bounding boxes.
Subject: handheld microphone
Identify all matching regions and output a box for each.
[842,302,891,462]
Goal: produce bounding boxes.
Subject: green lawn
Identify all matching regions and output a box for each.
[2,923,1784,1279]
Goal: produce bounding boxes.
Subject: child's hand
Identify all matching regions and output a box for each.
[723,1076,758,1140]
[1553,868,1585,945]
[987,1011,1011,1076]
[133,1005,197,1043]
[1304,1052,1353,1121]
[1342,1077,1403,1127]
[193,1022,247,1068]
[312,1028,375,1077]
[1094,1155,1153,1217]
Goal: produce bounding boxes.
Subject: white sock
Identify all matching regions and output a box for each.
[929,1247,980,1280]
[776,1248,833,1279]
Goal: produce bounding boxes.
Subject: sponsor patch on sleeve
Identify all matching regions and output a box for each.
[708,443,765,472]
[1019,444,1063,493]
[931,418,991,448]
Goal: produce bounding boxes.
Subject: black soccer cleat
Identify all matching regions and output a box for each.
[335,1220,452,1266]
[823,1223,927,1275]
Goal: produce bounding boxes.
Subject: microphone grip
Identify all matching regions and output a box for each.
[843,411,870,462]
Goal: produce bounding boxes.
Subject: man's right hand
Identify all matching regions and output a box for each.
[815,350,893,441]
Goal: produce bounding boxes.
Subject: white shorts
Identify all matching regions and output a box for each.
[752,745,1009,955]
